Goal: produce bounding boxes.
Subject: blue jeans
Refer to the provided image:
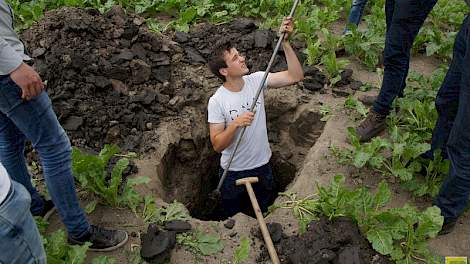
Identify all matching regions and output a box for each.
[0,181,46,264]
[373,0,438,115]
[218,162,274,218]
[0,75,89,238]
[434,15,470,222]
[344,0,368,32]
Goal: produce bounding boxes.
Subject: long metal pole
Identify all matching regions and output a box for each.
[216,0,302,192]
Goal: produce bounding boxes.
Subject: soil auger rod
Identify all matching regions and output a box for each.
[215,0,301,194]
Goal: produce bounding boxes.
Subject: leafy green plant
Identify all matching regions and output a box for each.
[273,175,443,263]
[72,144,149,211]
[232,237,250,264]
[269,192,319,234]
[44,229,117,264]
[91,256,117,264]
[44,229,91,264]
[34,216,49,234]
[365,205,442,264]
[402,150,449,197]
[142,197,190,225]
[344,96,369,118]
[177,231,224,256]
[316,175,353,220]
[342,128,389,169]
[319,105,332,121]
[84,200,98,214]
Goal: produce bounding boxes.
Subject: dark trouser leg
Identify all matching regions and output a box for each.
[373,0,437,115]
[219,163,274,218]
[425,17,470,160]
[435,15,470,221]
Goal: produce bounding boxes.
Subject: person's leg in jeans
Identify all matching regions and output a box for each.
[219,167,245,218]
[0,117,45,215]
[344,0,369,33]
[0,181,46,264]
[424,17,469,160]
[219,163,274,218]
[373,0,438,115]
[434,16,470,231]
[0,76,89,239]
[356,0,437,142]
[251,163,274,213]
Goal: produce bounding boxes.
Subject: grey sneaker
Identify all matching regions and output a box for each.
[68,225,128,252]
[355,110,387,142]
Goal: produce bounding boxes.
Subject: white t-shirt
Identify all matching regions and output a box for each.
[208,71,272,171]
[0,163,11,204]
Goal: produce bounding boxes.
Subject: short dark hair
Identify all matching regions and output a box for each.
[208,41,234,82]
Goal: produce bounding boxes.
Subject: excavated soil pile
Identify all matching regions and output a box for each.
[257,217,392,264]
[21,6,174,151]
[173,18,330,86]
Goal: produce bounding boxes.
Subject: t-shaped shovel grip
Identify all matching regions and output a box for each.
[235,177,259,186]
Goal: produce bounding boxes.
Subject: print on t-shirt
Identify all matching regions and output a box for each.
[228,98,261,121]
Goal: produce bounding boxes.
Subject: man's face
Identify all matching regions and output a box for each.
[221,48,249,78]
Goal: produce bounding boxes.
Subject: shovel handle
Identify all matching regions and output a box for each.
[242,180,280,264]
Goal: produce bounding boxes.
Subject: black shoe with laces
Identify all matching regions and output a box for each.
[68,225,128,252]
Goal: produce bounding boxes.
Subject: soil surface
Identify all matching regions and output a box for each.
[255,217,391,264]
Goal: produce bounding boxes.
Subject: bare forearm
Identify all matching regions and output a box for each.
[212,123,239,152]
[283,41,303,81]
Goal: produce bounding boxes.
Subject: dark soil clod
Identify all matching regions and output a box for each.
[164,220,192,233]
[257,217,392,264]
[267,222,283,244]
[251,222,284,244]
[140,224,176,264]
[224,219,236,229]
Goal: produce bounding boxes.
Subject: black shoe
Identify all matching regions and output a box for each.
[32,198,56,221]
[438,218,457,236]
[68,225,128,252]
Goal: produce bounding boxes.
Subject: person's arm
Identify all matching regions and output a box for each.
[267,17,304,88]
[1,37,44,100]
[0,37,23,75]
[209,112,254,153]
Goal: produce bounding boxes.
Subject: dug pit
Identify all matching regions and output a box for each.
[155,91,326,220]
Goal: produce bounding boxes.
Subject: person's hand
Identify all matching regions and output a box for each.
[10,63,45,100]
[279,16,294,41]
[234,111,255,127]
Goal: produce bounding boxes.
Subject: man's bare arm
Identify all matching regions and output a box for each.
[266,17,304,88]
[209,112,254,153]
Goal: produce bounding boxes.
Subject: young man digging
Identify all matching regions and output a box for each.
[207,17,303,218]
